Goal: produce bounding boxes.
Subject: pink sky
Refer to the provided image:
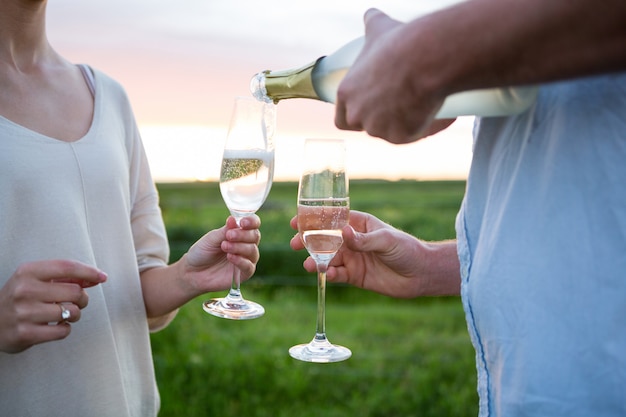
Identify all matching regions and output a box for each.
[46,0,473,181]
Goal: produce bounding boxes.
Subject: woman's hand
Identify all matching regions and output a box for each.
[0,260,107,353]
[183,215,261,292]
[140,215,262,326]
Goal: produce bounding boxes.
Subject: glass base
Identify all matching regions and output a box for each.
[203,297,265,320]
[289,337,352,363]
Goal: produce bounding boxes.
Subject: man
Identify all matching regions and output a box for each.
[293,1,626,416]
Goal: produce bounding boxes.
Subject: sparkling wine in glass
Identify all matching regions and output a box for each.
[203,97,275,320]
[289,138,352,362]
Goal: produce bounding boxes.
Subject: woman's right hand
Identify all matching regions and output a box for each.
[0,260,107,353]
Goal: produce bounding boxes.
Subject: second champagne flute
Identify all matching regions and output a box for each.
[289,138,351,362]
[203,97,275,320]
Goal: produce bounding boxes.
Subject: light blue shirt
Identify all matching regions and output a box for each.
[456,73,626,416]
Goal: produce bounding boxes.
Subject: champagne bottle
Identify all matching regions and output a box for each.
[250,37,538,118]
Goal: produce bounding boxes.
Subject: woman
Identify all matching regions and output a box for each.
[0,1,261,415]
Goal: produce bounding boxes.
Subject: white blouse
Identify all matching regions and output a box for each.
[0,66,169,416]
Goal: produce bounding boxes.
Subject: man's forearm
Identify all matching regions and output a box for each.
[403,0,626,95]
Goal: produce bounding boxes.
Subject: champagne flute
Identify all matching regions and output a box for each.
[289,138,352,362]
[203,96,275,320]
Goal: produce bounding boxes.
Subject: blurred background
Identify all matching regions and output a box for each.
[47,0,473,182]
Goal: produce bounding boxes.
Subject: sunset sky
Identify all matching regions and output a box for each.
[46,0,472,182]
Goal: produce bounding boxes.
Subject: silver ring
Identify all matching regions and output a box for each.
[59,303,71,321]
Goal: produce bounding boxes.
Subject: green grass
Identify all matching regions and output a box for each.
[151,180,477,417]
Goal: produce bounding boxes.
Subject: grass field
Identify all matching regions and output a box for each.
[151,180,478,417]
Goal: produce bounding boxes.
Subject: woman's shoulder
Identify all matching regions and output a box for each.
[81,65,129,98]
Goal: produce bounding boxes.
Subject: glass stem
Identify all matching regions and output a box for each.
[226,216,244,302]
[227,265,242,300]
[314,263,329,342]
